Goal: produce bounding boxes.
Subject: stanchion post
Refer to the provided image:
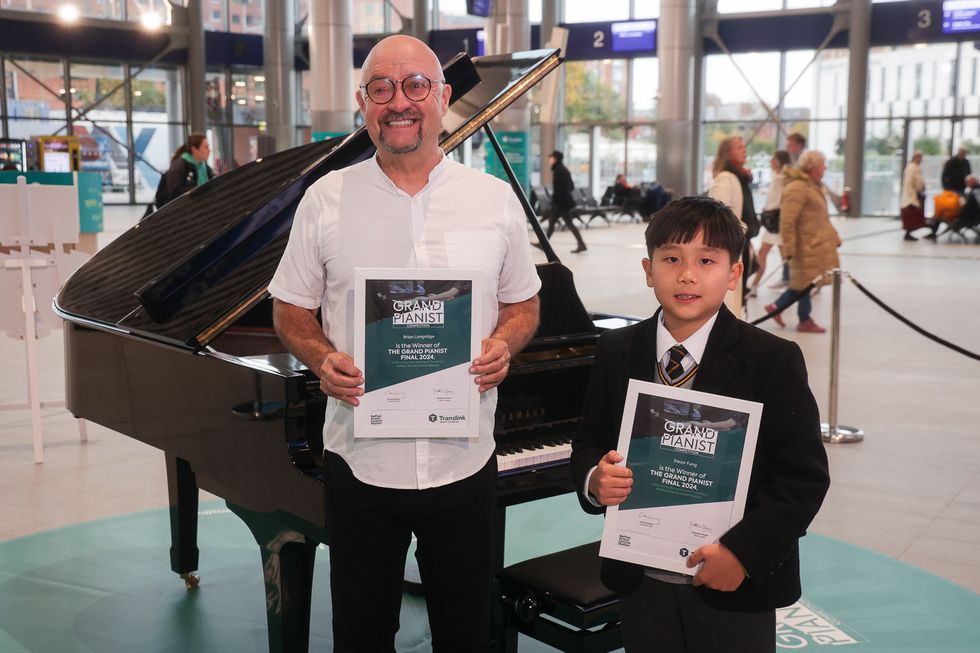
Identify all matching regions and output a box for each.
[822,269,864,444]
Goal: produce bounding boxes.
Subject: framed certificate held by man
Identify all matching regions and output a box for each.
[353,268,482,439]
[599,379,762,575]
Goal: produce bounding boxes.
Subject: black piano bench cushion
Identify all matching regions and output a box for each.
[498,541,616,611]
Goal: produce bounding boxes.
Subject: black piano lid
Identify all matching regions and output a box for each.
[54,49,561,351]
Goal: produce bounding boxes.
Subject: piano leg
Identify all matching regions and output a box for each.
[491,505,513,653]
[166,454,200,589]
[227,502,318,653]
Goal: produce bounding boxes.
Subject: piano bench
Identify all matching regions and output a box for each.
[496,541,622,653]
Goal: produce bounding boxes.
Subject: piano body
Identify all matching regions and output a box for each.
[54,49,635,652]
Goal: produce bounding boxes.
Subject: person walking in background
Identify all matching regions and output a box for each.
[752,150,792,288]
[547,150,588,253]
[156,133,215,208]
[765,150,841,334]
[708,135,758,318]
[786,132,806,164]
[901,151,928,241]
[941,147,972,195]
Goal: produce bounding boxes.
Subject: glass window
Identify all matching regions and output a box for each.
[626,125,656,185]
[232,125,261,166]
[863,118,904,215]
[564,0,628,22]
[353,0,387,33]
[206,72,228,124]
[126,0,169,25]
[596,126,625,198]
[438,0,487,29]
[716,0,780,12]
[704,52,780,122]
[5,58,67,120]
[208,125,233,174]
[633,0,659,18]
[230,72,266,125]
[297,70,311,126]
[69,63,127,120]
[6,118,66,143]
[785,49,848,120]
[560,125,591,192]
[203,0,227,31]
[132,122,185,204]
[74,120,131,204]
[229,0,264,34]
[564,60,628,123]
[132,66,184,122]
[630,57,658,121]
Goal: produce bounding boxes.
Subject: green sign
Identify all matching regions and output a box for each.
[311,131,349,143]
[484,131,530,193]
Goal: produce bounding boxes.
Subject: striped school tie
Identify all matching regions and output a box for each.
[659,344,698,387]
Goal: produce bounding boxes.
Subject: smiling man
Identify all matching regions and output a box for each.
[268,36,541,651]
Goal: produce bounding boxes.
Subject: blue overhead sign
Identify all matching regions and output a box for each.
[562,20,658,60]
[942,0,980,33]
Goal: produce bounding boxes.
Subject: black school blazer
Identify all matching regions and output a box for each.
[570,305,830,612]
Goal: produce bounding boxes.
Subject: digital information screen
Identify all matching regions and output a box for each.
[943,0,980,34]
[611,20,657,53]
[467,0,492,18]
[43,150,71,173]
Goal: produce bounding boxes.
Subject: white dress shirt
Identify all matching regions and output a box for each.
[269,153,541,489]
[583,310,719,505]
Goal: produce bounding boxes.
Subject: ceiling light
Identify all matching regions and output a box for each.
[234,80,247,87]
[140,12,162,30]
[237,98,247,105]
[253,75,265,82]
[254,95,264,102]
[57,3,80,22]
[133,90,143,97]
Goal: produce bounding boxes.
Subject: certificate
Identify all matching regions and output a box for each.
[599,379,762,575]
[353,268,482,439]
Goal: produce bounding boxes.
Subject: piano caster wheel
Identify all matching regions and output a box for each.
[180,572,201,590]
[513,592,541,624]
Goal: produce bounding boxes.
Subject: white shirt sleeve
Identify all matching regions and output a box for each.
[583,465,603,508]
[496,190,543,305]
[268,188,326,310]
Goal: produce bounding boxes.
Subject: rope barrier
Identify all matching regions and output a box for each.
[749,283,817,326]
[847,275,980,362]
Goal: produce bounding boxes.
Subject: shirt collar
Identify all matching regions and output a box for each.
[371,149,449,196]
[656,310,719,366]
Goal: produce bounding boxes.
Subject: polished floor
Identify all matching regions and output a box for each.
[1,205,979,605]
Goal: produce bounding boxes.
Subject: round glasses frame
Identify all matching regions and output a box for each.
[360,74,445,105]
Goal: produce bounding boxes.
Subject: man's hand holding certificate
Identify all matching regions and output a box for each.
[598,379,762,577]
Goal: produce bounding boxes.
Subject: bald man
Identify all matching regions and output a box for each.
[269,36,541,651]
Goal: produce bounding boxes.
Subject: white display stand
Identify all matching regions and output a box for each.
[0,174,89,463]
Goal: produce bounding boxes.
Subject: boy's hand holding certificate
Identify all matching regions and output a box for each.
[599,379,762,576]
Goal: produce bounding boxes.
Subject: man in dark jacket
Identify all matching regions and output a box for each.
[942,147,972,194]
[547,150,587,253]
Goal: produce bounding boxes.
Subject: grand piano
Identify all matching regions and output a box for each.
[54,49,633,652]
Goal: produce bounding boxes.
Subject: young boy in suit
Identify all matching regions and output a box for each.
[570,196,830,652]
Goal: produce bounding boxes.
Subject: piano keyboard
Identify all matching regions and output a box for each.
[496,436,572,474]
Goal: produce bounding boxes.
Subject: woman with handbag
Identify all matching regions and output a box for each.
[752,150,792,288]
[708,135,759,318]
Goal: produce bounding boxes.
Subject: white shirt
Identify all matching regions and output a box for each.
[269,153,541,489]
[582,310,719,505]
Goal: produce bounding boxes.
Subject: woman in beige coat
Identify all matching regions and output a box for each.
[764,150,840,333]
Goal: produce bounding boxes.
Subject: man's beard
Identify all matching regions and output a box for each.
[378,111,424,154]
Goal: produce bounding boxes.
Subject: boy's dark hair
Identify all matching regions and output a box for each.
[644,196,745,264]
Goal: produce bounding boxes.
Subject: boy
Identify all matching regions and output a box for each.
[570,197,830,652]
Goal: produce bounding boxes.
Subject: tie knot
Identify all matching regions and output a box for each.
[665,345,688,382]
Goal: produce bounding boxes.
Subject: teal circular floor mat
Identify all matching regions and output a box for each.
[0,495,978,652]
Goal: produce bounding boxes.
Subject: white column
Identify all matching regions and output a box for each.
[309,0,353,133]
[264,0,296,150]
[656,0,697,196]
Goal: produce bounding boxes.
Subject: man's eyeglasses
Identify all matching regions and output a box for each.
[360,74,444,105]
